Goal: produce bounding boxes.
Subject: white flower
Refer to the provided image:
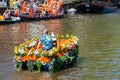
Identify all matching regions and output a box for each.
[34,49,39,55]
[29,41,37,47]
[49,49,53,56]
[72,36,79,44]
[24,44,29,48]
[18,47,25,54]
[41,61,46,65]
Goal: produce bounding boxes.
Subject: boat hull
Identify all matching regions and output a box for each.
[20,14,64,21]
[19,8,64,21]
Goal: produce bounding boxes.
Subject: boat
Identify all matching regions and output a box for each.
[10,0,64,21]
[75,1,117,14]
[13,33,79,72]
[75,2,105,14]
[19,9,64,21]
[0,16,20,24]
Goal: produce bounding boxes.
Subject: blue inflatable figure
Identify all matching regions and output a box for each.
[40,29,52,50]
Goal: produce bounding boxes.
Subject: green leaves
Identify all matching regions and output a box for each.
[36,60,41,73]
[15,61,22,71]
[27,60,34,72]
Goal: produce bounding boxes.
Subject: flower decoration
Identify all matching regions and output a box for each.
[13,34,79,72]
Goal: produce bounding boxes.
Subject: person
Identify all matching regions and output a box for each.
[14,8,19,16]
[17,0,22,14]
[0,13,4,20]
[40,29,52,50]
[12,0,18,8]
[52,8,57,16]
[21,1,28,15]
[3,10,11,20]
[2,0,7,7]
[57,0,62,15]
[9,0,14,7]
[28,8,34,17]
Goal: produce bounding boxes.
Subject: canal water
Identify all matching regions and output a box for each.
[0,10,120,80]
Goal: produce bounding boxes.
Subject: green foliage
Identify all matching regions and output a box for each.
[36,60,41,73]
[27,60,34,72]
[15,61,22,71]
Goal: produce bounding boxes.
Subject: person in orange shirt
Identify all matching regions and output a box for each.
[47,0,51,3]
[21,1,28,15]
[52,0,57,7]
[47,7,51,16]
[22,6,27,14]
[9,0,13,7]
[39,6,43,13]
[49,0,53,4]
[52,8,56,16]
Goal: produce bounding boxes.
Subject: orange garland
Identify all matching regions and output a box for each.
[37,57,50,63]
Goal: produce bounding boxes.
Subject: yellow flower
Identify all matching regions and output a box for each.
[61,35,64,39]
[14,46,19,54]
[66,34,69,39]
[19,43,24,48]
[25,48,29,54]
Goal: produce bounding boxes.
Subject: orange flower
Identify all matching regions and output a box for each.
[22,56,26,62]
[28,56,36,61]
[37,56,44,61]
[56,53,62,57]
[32,56,36,61]
[37,57,50,63]
[28,56,32,60]
[42,57,50,63]
[22,55,29,62]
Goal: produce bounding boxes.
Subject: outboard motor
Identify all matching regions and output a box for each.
[67,8,77,14]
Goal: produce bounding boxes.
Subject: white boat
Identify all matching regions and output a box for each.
[0,16,20,24]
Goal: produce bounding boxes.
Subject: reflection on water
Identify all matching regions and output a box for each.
[45,19,63,34]
[1,11,120,80]
[11,71,52,80]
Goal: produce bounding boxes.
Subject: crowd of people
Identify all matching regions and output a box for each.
[0,0,63,20]
[10,0,63,17]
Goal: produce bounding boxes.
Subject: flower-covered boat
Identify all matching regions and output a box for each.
[14,33,79,72]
